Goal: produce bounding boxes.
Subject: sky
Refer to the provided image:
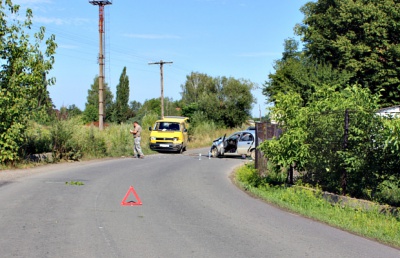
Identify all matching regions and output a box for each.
[12,0,310,118]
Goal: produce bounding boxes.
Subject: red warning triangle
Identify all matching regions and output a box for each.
[121,186,142,206]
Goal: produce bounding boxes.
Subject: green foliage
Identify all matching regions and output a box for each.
[0,1,56,164]
[82,75,114,123]
[262,1,400,202]
[189,117,218,137]
[296,0,400,106]
[134,97,181,121]
[112,67,130,123]
[259,84,400,202]
[140,98,161,117]
[236,163,261,187]
[65,181,84,186]
[10,112,242,166]
[181,72,255,127]
[141,111,159,130]
[263,39,354,105]
[66,104,82,118]
[79,126,107,158]
[375,179,400,207]
[181,102,199,118]
[236,162,287,189]
[235,164,400,248]
[23,121,52,155]
[181,72,216,104]
[103,123,132,157]
[50,119,82,161]
[382,118,400,153]
[49,117,109,160]
[128,100,142,119]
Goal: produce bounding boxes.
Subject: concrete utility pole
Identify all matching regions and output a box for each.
[89,0,112,130]
[148,60,173,119]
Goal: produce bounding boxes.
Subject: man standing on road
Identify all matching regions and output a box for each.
[130,121,144,159]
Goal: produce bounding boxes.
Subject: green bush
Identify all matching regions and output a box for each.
[23,121,52,155]
[50,119,82,161]
[103,123,132,157]
[235,164,400,247]
[141,112,159,130]
[79,126,107,158]
[191,120,218,136]
[264,162,287,185]
[375,180,400,207]
[236,163,261,187]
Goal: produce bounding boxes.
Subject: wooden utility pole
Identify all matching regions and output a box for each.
[89,0,112,130]
[148,60,173,119]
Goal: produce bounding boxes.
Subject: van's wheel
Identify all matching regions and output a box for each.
[250,149,256,160]
[211,147,219,158]
[178,146,183,154]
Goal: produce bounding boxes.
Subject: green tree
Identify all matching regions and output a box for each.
[134,97,180,120]
[180,72,216,104]
[138,98,161,118]
[181,72,255,127]
[112,67,130,123]
[129,100,142,113]
[295,0,400,106]
[57,105,82,120]
[127,100,142,120]
[0,1,56,163]
[263,38,353,106]
[259,84,392,198]
[82,75,114,123]
[181,102,199,118]
[66,104,82,118]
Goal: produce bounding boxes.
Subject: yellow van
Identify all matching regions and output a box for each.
[149,116,189,153]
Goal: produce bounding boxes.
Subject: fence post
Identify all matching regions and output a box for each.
[255,124,259,170]
[289,164,294,185]
[341,109,349,195]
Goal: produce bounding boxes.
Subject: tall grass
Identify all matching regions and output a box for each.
[187,121,241,149]
[235,163,400,248]
[49,113,162,160]
[14,115,246,166]
[102,121,155,157]
[24,121,52,154]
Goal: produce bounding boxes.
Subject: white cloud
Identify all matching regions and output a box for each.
[33,16,64,25]
[33,16,90,26]
[122,33,181,40]
[13,0,52,4]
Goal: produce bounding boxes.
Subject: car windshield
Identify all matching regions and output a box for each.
[155,122,180,131]
[227,133,240,141]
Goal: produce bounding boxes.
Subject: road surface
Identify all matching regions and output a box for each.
[0,148,399,257]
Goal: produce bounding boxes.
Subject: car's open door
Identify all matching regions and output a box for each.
[237,132,254,155]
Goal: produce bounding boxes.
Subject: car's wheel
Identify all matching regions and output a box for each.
[250,149,255,160]
[178,146,183,154]
[211,147,219,158]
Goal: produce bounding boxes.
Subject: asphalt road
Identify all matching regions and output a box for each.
[0,148,399,258]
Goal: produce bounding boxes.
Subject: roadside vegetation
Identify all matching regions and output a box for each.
[235,163,400,248]
[259,0,400,210]
[0,114,243,170]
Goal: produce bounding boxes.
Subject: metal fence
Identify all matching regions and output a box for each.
[254,111,377,195]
